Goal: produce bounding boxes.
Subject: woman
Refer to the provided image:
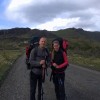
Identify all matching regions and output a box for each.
[51,40,68,100]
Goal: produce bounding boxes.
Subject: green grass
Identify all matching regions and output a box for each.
[0,50,22,86]
[68,52,100,71]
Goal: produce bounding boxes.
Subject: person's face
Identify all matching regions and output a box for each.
[39,37,47,48]
[53,43,60,51]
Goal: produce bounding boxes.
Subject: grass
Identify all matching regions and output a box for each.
[68,52,100,71]
[0,50,22,86]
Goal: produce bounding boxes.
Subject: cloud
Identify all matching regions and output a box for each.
[35,17,79,30]
[4,0,100,31]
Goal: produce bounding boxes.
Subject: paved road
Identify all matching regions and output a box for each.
[0,55,100,100]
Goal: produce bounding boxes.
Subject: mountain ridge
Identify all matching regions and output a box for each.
[52,28,100,42]
[0,27,100,42]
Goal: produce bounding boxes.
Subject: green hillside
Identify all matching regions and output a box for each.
[52,28,100,41]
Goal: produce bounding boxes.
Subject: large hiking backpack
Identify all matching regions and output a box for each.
[51,38,69,72]
[29,36,40,53]
[26,36,40,69]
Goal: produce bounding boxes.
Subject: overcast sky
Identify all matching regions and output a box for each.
[0,0,100,31]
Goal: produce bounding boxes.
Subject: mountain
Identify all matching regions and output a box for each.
[0,28,58,39]
[24,29,58,38]
[52,28,100,42]
[0,28,31,38]
[0,27,100,41]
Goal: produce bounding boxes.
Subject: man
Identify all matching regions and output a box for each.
[29,37,50,100]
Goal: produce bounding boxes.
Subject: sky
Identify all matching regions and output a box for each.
[0,0,100,31]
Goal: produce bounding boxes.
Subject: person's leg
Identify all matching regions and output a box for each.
[59,73,66,100]
[53,73,60,100]
[30,71,38,100]
[37,75,42,100]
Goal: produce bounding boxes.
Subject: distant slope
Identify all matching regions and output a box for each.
[52,28,100,42]
[24,29,58,38]
[0,27,100,41]
[0,28,31,38]
[0,28,58,39]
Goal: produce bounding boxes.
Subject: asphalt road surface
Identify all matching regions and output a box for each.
[0,55,100,100]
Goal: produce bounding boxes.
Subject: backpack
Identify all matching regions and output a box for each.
[29,36,40,54]
[26,36,40,69]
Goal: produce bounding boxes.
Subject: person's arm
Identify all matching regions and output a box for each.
[29,48,41,67]
[57,52,68,69]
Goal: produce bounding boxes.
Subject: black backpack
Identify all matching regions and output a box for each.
[26,36,40,69]
[29,36,40,54]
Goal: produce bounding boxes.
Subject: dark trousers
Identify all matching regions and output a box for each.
[53,72,65,100]
[30,71,42,100]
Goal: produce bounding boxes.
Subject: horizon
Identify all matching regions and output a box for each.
[0,27,100,33]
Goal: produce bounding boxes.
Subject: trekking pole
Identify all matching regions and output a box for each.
[45,68,48,76]
[50,71,53,81]
[42,66,45,83]
[45,55,48,76]
[41,84,44,100]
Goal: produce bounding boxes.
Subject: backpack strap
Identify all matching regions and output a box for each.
[33,47,38,60]
[44,48,49,57]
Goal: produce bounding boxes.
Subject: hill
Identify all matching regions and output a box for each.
[52,28,100,42]
[0,27,100,41]
[0,28,31,38]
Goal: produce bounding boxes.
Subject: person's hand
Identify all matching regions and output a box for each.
[40,60,45,65]
[53,63,58,68]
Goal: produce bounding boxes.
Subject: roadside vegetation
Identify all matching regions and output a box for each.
[68,50,100,71]
[0,38,24,86]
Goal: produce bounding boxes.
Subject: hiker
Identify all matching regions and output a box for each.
[29,37,50,100]
[51,40,69,100]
